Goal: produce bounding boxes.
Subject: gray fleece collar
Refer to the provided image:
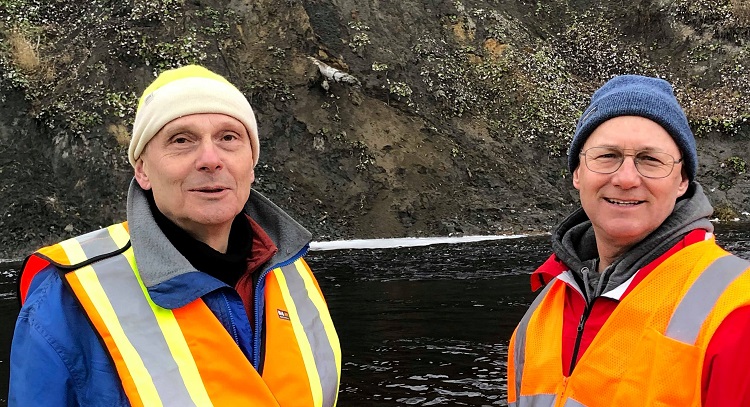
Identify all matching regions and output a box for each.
[126,179,312,288]
[551,181,714,302]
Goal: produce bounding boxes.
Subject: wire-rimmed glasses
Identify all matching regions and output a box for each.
[580,146,683,179]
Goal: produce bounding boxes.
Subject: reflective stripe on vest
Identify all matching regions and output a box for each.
[49,222,339,407]
[665,255,750,344]
[509,395,587,407]
[509,249,750,407]
[262,261,341,407]
[512,283,553,402]
[19,223,133,304]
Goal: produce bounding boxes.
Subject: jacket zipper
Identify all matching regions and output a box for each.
[568,303,591,374]
[221,291,240,344]
[251,245,310,368]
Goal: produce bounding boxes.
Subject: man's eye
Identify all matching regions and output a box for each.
[594,152,619,160]
[638,154,666,165]
[173,137,189,144]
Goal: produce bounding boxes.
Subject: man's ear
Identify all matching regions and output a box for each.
[572,165,582,191]
[134,158,152,190]
[676,168,690,198]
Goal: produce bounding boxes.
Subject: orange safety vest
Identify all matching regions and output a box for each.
[21,222,341,407]
[508,238,750,407]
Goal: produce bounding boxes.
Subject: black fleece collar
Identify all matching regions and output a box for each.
[145,190,252,287]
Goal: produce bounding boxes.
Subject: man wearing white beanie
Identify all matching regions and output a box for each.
[10,65,341,406]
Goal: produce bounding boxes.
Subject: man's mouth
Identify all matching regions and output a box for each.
[192,186,227,193]
[605,198,644,206]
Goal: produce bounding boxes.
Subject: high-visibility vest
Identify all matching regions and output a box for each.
[508,238,750,407]
[20,222,341,407]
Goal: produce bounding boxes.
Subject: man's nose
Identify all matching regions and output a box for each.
[197,141,222,171]
[611,156,642,188]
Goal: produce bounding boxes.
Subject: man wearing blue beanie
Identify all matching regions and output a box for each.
[508,75,750,406]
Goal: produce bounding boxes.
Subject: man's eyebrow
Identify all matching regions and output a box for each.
[586,144,621,150]
[160,123,193,135]
[592,144,666,152]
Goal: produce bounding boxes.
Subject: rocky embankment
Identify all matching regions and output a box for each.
[0,0,749,259]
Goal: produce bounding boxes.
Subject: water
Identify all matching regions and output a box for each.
[0,261,16,407]
[305,236,547,406]
[1,224,749,406]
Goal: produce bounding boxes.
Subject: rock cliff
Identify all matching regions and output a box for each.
[1,0,749,258]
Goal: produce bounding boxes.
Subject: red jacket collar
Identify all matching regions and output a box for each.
[531,254,569,291]
[530,229,711,292]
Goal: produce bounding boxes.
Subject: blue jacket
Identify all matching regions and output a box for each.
[9,181,313,406]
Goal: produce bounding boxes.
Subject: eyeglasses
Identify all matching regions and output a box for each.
[579,146,683,179]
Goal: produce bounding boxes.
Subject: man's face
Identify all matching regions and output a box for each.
[134,113,255,244]
[573,115,689,254]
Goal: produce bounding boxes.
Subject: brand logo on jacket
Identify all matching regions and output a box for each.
[277,309,290,320]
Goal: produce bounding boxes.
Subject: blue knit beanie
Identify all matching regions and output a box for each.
[568,75,697,181]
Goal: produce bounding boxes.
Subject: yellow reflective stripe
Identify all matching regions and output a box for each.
[107,223,130,248]
[293,260,342,395]
[151,305,214,407]
[86,225,211,407]
[59,237,88,264]
[74,263,163,406]
[120,247,214,407]
[274,268,324,407]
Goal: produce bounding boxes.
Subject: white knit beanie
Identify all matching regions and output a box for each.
[129,65,259,167]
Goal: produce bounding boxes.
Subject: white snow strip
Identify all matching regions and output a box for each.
[0,235,534,261]
[309,234,529,251]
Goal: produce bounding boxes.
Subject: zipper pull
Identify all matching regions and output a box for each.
[577,312,586,332]
[580,266,592,303]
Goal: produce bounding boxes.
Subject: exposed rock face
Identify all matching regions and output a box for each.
[1,0,749,259]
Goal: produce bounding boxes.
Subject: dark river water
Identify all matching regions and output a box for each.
[1,224,749,406]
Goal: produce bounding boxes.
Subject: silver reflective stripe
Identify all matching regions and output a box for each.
[77,227,121,259]
[517,393,557,406]
[665,255,750,344]
[514,393,586,406]
[513,283,554,400]
[76,233,198,407]
[89,252,198,406]
[281,263,338,407]
[565,397,588,407]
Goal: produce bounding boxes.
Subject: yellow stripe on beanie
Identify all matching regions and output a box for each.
[129,65,259,167]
